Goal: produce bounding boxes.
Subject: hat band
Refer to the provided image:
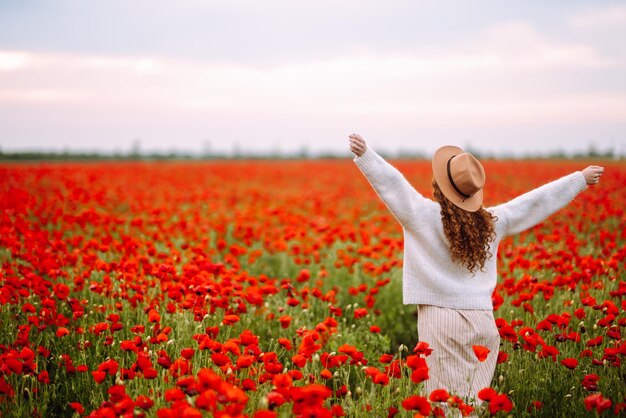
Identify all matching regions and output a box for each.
[446,155,472,199]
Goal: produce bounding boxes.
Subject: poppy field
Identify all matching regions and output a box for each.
[0,157,625,417]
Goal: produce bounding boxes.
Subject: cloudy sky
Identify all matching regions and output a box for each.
[1,0,625,156]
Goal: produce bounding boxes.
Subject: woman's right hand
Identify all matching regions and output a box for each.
[349,133,367,157]
[582,165,605,185]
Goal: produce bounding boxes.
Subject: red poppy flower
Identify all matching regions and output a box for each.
[273,373,293,389]
[586,336,603,347]
[240,329,259,346]
[353,308,368,319]
[135,395,154,410]
[97,359,119,375]
[413,342,433,357]
[266,390,287,409]
[278,338,293,350]
[411,367,429,384]
[37,370,50,384]
[69,402,84,415]
[53,283,70,300]
[401,395,431,415]
[472,345,490,362]
[292,354,307,368]
[330,404,345,416]
[478,387,497,402]
[180,348,195,359]
[56,327,70,338]
[560,358,578,370]
[581,374,600,391]
[489,393,513,415]
[379,354,394,364]
[164,388,185,403]
[584,393,612,413]
[241,378,257,392]
[148,309,160,323]
[296,269,311,282]
[429,389,450,403]
[530,400,543,410]
[236,355,255,369]
[92,322,110,335]
[92,370,106,384]
[279,316,292,329]
[222,314,240,325]
[211,353,231,367]
[373,372,389,386]
[289,384,332,415]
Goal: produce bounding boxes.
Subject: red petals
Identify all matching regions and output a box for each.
[429,389,450,403]
[353,308,368,319]
[2,157,624,418]
[369,325,381,333]
[560,357,578,370]
[279,316,292,329]
[478,387,497,402]
[488,393,514,415]
[472,345,490,362]
[479,387,513,414]
[222,314,240,325]
[402,395,431,416]
[92,370,106,384]
[586,336,603,347]
[278,338,293,351]
[68,402,85,415]
[135,395,154,410]
[585,393,612,414]
[180,348,195,360]
[581,374,600,392]
[413,342,433,357]
[56,327,70,338]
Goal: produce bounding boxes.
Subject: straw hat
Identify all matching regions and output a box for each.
[432,145,485,212]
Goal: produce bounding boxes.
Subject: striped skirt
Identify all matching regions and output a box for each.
[417,304,500,403]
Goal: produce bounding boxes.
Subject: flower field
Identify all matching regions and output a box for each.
[1,157,625,417]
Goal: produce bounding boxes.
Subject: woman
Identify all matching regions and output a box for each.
[348,133,604,402]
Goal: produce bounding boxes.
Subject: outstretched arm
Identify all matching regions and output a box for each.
[492,165,604,237]
[349,133,428,228]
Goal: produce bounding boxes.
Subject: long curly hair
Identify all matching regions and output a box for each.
[432,179,497,274]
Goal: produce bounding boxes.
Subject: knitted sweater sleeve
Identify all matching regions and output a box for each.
[353,148,428,228]
[491,171,588,237]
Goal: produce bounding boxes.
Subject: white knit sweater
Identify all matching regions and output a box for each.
[354,148,588,309]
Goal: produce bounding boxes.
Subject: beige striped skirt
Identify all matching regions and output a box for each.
[417,304,500,403]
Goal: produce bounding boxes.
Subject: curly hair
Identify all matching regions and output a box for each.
[432,179,497,274]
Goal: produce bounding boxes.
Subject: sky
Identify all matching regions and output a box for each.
[1,0,625,157]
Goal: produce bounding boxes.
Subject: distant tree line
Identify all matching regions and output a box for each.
[0,145,622,161]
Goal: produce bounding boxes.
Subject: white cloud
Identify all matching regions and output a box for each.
[0,37,623,123]
[478,22,613,69]
[0,51,32,72]
[0,88,88,103]
[0,14,624,153]
[82,56,160,74]
[568,4,626,28]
